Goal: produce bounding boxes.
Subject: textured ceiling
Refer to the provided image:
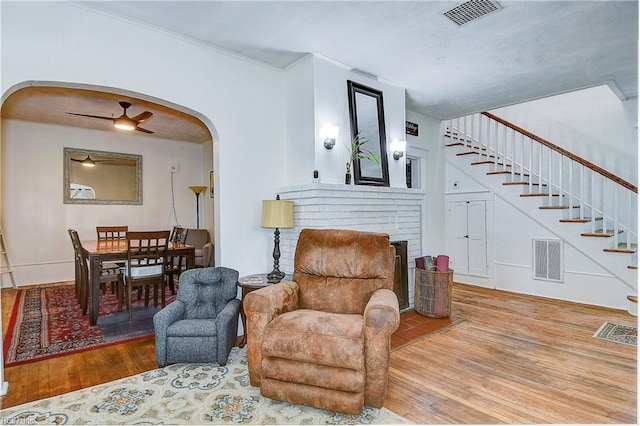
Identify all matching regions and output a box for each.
[78,0,638,119]
[2,1,637,142]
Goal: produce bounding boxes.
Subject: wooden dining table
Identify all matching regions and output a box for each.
[80,239,196,325]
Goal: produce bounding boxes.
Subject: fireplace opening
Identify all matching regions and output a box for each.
[391,240,409,310]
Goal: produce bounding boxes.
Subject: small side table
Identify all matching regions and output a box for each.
[237,273,291,348]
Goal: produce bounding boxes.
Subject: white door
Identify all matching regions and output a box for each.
[467,201,488,277]
[447,201,470,274]
[446,200,488,277]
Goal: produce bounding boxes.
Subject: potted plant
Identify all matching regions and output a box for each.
[345,133,380,184]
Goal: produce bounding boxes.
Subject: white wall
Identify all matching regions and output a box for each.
[490,85,638,185]
[1,119,205,285]
[283,55,316,185]
[1,1,286,281]
[311,55,407,187]
[405,110,447,257]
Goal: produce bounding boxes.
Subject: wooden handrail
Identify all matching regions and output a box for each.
[482,112,637,193]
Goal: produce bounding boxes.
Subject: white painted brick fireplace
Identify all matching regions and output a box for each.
[276,183,425,308]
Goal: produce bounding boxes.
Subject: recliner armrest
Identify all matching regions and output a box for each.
[244,280,300,386]
[363,288,400,333]
[153,300,186,366]
[362,288,399,408]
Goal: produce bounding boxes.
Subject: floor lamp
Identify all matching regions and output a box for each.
[189,186,208,229]
[261,195,294,283]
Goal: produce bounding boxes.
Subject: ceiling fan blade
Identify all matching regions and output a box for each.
[135,126,154,134]
[131,111,153,123]
[66,112,113,121]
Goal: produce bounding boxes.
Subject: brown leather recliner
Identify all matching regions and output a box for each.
[244,228,399,414]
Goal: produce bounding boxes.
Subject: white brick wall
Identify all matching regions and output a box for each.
[276,183,425,308]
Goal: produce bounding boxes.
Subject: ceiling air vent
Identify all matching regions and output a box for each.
[443,0,502,26]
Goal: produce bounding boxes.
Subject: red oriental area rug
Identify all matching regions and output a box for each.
[3,282,175,367]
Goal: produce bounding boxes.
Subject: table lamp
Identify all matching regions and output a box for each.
[189,186,208,228]
[261,195,294,283]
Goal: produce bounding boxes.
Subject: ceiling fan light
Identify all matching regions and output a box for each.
[114,116,135,131]
[81,156,96,167]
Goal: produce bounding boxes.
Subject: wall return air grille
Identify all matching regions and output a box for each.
[533,238,563,283]
[443,0,503,26]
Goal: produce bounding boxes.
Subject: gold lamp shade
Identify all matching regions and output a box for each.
[189,186,208,195]
[261,200,294,229]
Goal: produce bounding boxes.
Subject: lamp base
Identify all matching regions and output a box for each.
[267,269,285,283]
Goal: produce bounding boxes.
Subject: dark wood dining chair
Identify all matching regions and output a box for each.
[123,230,170,321]
[96,226,128,294]
[68,228,123,315]
[96,226,128,241]
[165,226,189,295]
[68,229,84,304]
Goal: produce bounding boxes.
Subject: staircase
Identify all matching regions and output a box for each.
[444,112,637,312]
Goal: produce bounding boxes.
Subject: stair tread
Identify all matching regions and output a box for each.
[471,160,511,167]
[487,171,530,177]
[604,246,637,254]
[581,230,622,237]
[539,205,581,210]
[521,193,561,197]
[559,217,603,223]
[502,182,547,186]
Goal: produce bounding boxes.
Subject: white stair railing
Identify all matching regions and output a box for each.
[445,112,638,252]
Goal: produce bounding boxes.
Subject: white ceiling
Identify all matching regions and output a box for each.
[3,1,637,143]
[76,0,638,120]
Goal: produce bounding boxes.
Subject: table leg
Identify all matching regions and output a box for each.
[186,250,195,269]
[89,257,101,326]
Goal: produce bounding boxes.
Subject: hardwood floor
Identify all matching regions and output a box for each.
[1,283,637,424]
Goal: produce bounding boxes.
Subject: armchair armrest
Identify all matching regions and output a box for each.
[215,298,241,365]
[202,242,213,267]
[153,300,186,366]
[363,288,400,407]
[243,280,299,386]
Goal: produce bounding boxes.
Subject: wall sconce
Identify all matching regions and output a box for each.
[321,124,340,149]
[391,140,407,160]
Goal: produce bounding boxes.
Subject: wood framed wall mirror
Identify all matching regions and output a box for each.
[63,147,142,205]
[347,80,390,186]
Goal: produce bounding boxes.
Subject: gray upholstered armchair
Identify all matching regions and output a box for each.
[153,267,240,366]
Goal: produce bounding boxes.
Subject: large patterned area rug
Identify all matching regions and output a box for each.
[0,346,408,424]
[3,282,175,367]
[593,321,637,346]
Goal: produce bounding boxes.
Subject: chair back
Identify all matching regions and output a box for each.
[170,226,189,244]
[177,267,239,319]
[68,228,81,255]
[68,229,87,269]
[125,231,170,279]
[97,226,128,241]
[293,228,395,314]
[184,229,210,248]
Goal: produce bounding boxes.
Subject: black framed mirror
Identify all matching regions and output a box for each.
[63,147,142,204]
[347,80,390,186]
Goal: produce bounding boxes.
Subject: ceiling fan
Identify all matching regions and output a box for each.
[70,155,111,167]
[66,101,154,134]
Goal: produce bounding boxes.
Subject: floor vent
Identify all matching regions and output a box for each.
[443,0,503,26]
[533,238,563,283]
